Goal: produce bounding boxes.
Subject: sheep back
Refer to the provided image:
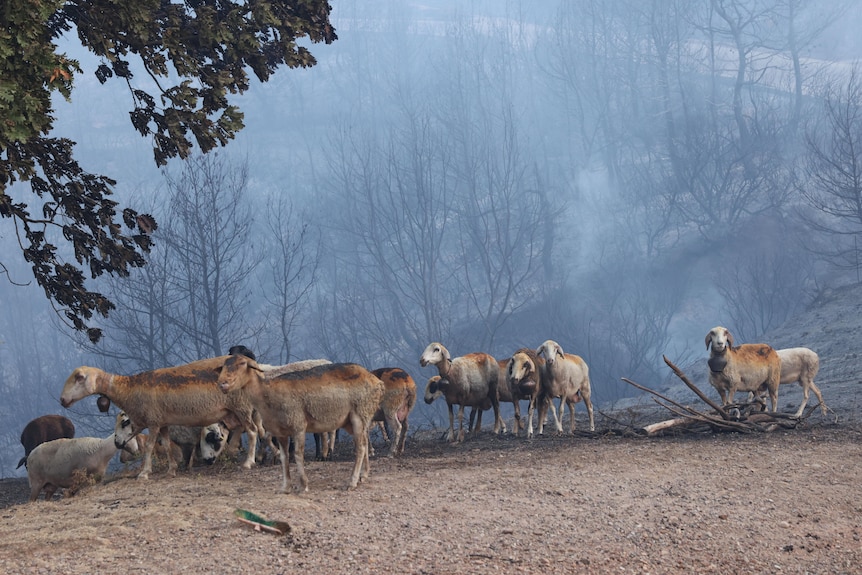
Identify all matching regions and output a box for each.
[17,415,75,469]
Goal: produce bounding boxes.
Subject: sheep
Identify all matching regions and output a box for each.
[536,340,595,434]
[423,376,490,438]
[419,342,501,443]
[370,367,417,457]
[26,412,139,502]
[215,355,385,492]
[705,326,781,412]
[749,347,826,417]
[59,356,262,480]
[17,415,75,469]
[506,348,545,438]
[119,423,228,468]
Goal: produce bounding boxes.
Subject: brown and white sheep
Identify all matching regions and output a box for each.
[59,356,262,479]
[506,348,545,438]
[536,340,595,434]
[26,412,139,502]
[705,326,781,412]
[419,342,501,443]
[749,347,826,416]
[17,415,75,469]
[371,367,417,457]
[215,355,385,492]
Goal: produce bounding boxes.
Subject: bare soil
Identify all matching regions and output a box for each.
[0,417,860,575]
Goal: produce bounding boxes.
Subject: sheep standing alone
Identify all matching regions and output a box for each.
[371,367,417,457]
[506,348,545,438]
[27,412,139,502]
[17,415,75,469]
[216,355,385,492]
[705,326,780,412]
[419,342,501,443]
[60,356,262,479]
[536,340,595,434]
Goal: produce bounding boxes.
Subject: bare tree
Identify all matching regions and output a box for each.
[799,65,862,276]
[260,195,321,363]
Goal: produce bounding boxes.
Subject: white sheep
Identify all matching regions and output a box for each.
[26,412,139,502]
[216,356,385,492]
[536,340,595,434]
[419,342,501,443]
[705,326,780,412]
[749,347,826,417]
[60,356,262,479]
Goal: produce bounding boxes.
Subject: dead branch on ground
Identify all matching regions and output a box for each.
[622,356,808,436]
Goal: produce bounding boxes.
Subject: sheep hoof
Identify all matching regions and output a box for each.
[136,472,150,480]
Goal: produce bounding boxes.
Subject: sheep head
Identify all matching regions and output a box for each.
[114,412,139,453]
[420,342,450,368]
[216,354,263,394]
[536,340,564,366]
[705,326,733,353]
[424,375,445,404]
[508,352,538,395]
[60,367,101,408]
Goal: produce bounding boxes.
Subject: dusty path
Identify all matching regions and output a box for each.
[1,424,859,574]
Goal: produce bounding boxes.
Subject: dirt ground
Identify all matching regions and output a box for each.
[0,413,860,575]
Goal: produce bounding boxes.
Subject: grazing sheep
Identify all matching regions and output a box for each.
[60,356,262,479]
[536,340,595,434]
[216,355,385,492]
[17,415,75,469]
[419,342,501,443]
[506,348,545,438]
[27,412,139,502]
[705,326,780,412]
[371,367,417,457]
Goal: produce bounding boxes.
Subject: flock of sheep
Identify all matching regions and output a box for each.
[18,327,827,502]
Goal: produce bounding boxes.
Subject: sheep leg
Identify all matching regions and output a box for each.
[385,415,402,458]
[537,396,549,436]
[397,417,408,455]
[240,419,259,470]
[161,427,178,477]
[137,426,159,480]
[552,398,564,434]
[584,394,595,432]
[347,414,370,489]
[29,482,46,502]
[800,379,827,416]
[277,434,294,493]
[567,399,576,434]
[525,395,536,439]
[456,404,467,443]
[446,402,456,442]
[512,400,522,437]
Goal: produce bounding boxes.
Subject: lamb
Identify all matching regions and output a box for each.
[26,412,139,502]
[17,415,75,469]
[535,340,595,434]
[506,348,545,438]
[705,326,780,412]
[371,367,417,456]
[59,356,262,479]
[419,342,501,443]
[215,355,385,492]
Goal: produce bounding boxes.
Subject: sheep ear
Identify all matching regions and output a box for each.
[555,344,564,358]
[536,346,544,357]
[705,332,712,350]
[442,347,450,362]
[726,330,734,348]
